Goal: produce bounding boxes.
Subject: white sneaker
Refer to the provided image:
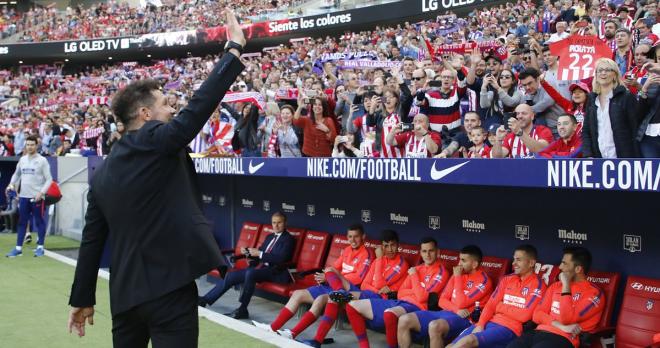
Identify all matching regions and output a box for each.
[252,320,275,333]
[277,328,293,339]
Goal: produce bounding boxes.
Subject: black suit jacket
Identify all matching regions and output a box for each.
[256,231,296,283]
[69,54,245,315]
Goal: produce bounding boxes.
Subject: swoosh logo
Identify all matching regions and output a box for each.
[430,161,470,181]
[248,160,265,174]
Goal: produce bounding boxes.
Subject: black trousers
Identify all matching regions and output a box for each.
[506,330,574,348]
[201,267,280,307]
[112,282,199,348]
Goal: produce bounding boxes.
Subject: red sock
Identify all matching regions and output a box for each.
[384,311,399,348]
[346,304,370,348]
[314,302,339,342]
[325,272,343,290]
[270,307,294,331]
[291,311,317,338]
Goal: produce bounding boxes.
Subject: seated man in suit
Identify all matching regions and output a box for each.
[198,211,295,319]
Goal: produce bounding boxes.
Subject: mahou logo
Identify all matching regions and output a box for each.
[330,208,346,219]
[390,213,409,225]
[462,219,485,233]
[241,198,254,208]
[281,203,296,213]
[558,229,587,244]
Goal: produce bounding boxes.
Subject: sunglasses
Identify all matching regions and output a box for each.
[411,77,424,81]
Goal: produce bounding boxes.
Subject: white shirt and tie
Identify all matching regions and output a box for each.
[259,232,282,265]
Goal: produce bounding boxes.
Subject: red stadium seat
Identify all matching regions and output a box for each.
[256,230,331,297]
[614,276,660,348]
[398,243,421,266]
[584,271,620,348]
[480,256,511,285]
[534,262,561,285]
[437,249,459,267]
[364,239,380,255]
[208,222,262,277]
[286,227,307,264]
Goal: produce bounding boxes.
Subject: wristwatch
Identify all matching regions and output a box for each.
[224,40,244,55]
[515,130,524,137]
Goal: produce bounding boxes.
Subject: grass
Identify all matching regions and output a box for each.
[0,234,275,347]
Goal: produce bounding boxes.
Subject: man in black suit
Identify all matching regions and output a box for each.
[198,211,296,319]
[66,9,246,348]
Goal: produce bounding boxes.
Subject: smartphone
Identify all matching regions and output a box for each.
[365,85,376,92]
[429,80,442,87]
[484,69,492,77]
[401,123,414,132]
[337,136,348,143]
[518,37,529,49]
[503,112,515,131]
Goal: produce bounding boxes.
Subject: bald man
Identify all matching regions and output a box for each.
[386,113,441,158]
[491,104,553,158]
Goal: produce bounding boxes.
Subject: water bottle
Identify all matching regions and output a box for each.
[470,301,482,323]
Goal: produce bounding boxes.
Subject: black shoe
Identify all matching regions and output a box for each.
[328,289,354,304]
[198,296,208,308]
[224,307,249,319]
[216,265,228,279]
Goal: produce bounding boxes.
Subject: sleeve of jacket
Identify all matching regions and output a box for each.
[399,83,413,123]
[261,234,295,265]
[581,96,595,157]
[69,188,110,308]
[150,54,245,154]
[624,91,640,157]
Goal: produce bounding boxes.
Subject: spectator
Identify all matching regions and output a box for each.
[234,102,262,157]
[268,105,302,158]
[546,21,570,42]
[614,28,634,75]
[466,126,492,158]
[519,68,564,135]
[5,135,53,258]
[331,131,361,158]
[366,88,404,158]
[258,101,280,155]
[582,58,639,158]
[435,111,482,158]
[334,72,359,130]
[637,63,660,157]
[624,43,654,94]
[386,114,440,158]
[601,19,619,50]
[540,80,590,130]
[198,212,295,319]
[479,68,523,128]
[106,121,124,152]
[415,61,467,134]
[538,114,583,158]
[294,95,337,157]
[491,104,554,158]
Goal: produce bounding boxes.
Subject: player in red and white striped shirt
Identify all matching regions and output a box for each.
[491,104,553,158]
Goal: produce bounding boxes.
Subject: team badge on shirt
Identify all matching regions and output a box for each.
[647,299,654,311]
[573,293,581,301]
[521,287,529,296]
[467,280,474,289]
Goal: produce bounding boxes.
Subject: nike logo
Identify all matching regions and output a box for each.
[430,161,470,181]
[248,160,265,174]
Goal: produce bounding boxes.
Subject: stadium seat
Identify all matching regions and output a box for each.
[534,262,561,285]
[398,243,421,266]
[480,255,511,285]
[581,271,620,348]
[437,249,459,267]
[256,230,332,297]
[613,276,660,348]
[208,222,262,277]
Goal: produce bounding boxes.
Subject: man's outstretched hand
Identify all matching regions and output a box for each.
[224,9,246,55]
[68,306,95,337]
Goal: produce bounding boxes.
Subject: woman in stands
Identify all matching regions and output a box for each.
[479,68,522,126]
[234,102,262,157]
[258,101,280,155]
[540,77,590,134]
[582,58,639,158]
[293,93,337,157]
[331,131,362,158]
[266,105,302,158]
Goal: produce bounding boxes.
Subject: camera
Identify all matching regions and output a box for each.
[484,69,492,77]
[337,136,348,143]
[401,123,414,132]
[365,85,376,92]
[503,112,516,131]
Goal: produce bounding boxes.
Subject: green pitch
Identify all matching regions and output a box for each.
[0,234,275,348]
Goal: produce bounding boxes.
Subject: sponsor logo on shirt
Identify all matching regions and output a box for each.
[503,294,527,308]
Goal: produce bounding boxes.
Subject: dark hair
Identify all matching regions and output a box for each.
[381,229,399,243]
[420,236,438,248]
[518,68,540,81]
[615,27,632,36]
[272,211,287,223]
[460,245,483,263]
[25,135,39,144]
[348,223,365,235]
[280,104,295,115]
[563,247,592,274]
[559,114,578,125]
[515,244,538,261]
[111,79,161,126]
[604,19,620,28]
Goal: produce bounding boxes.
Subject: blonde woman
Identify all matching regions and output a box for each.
[582,58,639,158]
[258,101,280,154]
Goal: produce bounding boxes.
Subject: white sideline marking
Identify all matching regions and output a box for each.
[44,250,308,348]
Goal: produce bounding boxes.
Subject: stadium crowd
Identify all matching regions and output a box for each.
[14,0,301,43]
[0,0,659,158]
